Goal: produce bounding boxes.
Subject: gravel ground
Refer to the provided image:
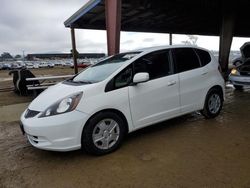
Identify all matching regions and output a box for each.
[0,86,249,187]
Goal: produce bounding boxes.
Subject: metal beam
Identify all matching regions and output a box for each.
[105,0,121,56]
[70,28,78,74]
[219,4,235,74]
[169,33,173,45]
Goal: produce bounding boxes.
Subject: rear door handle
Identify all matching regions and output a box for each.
[202,72,208,75]
[167,81,176,86]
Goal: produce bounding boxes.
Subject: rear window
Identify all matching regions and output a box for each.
[172,48,201,73]
[195,49,211,66]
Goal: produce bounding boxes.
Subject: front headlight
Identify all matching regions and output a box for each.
[231,68,240,75]
[39,92,83,118]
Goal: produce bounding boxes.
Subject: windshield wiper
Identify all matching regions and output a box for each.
[73,80,93,84]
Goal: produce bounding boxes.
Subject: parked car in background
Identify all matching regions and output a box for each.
[26,62,34,69]
[54,61,63,66]
[16,61,26,68]
[47,62,55,68]
[229,42,250,89]
[63,62,74,68]
[10,63,22,69]
[38,62,47,68]
[0,64,3,70]
[229,60,250,89]
[231,57,243,67]
[77,62,91,69]
[20,45,225,155]
[33,63,39,69]
[2,63,12,70]
[39,62,54,68]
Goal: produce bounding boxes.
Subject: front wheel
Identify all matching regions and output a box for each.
[81,111,126,155]
[201,88,223,119]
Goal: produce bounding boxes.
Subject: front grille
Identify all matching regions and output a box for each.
[25,109,40,118]
[240,71,250,76]
[234,81,250,85]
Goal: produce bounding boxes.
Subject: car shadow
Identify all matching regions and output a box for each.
[29,112,203,159]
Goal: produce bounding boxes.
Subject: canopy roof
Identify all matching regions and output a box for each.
[65,0,250,37]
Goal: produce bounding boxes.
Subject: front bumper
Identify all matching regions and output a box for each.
[229,74,250,86]
[20,109,89,151]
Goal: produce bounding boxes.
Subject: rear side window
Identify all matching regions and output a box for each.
[134,50,171,80]
[195,49,211,66]
[172,48,201,73]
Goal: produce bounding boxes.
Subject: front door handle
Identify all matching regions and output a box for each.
[167,81,176,86]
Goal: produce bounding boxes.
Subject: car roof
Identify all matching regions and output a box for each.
[131,45,210,54]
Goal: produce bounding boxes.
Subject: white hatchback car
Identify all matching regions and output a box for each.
[20,45,225,155]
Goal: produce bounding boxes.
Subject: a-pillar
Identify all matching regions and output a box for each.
[105,0,121,56]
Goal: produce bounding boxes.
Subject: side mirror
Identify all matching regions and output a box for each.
[133,72,149,84]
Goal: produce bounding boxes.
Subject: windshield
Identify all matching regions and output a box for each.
[72,52,141,83]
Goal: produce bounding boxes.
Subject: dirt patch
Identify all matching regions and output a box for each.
[0,91,32,106]
[0,87,249,187]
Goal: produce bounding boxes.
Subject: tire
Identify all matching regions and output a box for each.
[81,111,126,155]
[201,88,223,119]
[233,85,243,90]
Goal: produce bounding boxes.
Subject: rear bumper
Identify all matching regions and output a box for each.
[229,74,250,86]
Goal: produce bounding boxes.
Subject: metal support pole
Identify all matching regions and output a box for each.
[219,4,234,76]
[169,33,173,45]
[105,0,121,56]
[70,27,78,74]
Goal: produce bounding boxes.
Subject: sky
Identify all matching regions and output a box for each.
[1,0,250,56]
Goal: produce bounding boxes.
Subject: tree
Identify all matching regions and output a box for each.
[1,52,13,59]
[15,54,22,59]
[181,35,198,46]
[187,35,198,45]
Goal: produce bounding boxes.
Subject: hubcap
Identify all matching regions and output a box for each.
[92,119,120,150]
[208,94,221,114]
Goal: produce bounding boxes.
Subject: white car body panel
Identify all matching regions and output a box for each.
[129,74,180,128]
[20,45,225,151]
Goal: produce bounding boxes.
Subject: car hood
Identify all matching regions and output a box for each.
[240,42,250,59]
[28,82,90,112]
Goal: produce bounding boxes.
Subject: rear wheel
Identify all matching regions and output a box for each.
[82,111,126,155]
[233,85,243,90]
[201,88,223,119]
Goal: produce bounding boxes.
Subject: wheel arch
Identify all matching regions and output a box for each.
[201,85,224,109]
[82,108,129,137]
[208,85,224,100]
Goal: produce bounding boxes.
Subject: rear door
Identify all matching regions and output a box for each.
[171,48,206,113]
[129,50,181,129]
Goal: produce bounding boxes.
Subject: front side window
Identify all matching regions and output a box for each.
[114,66,133,88]
[72,52,140,83]
[172,48,201,73]
[134,50,171,80]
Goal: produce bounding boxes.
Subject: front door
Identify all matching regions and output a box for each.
[129,50,180,129]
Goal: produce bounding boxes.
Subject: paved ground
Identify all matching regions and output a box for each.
[0,86,249,188]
